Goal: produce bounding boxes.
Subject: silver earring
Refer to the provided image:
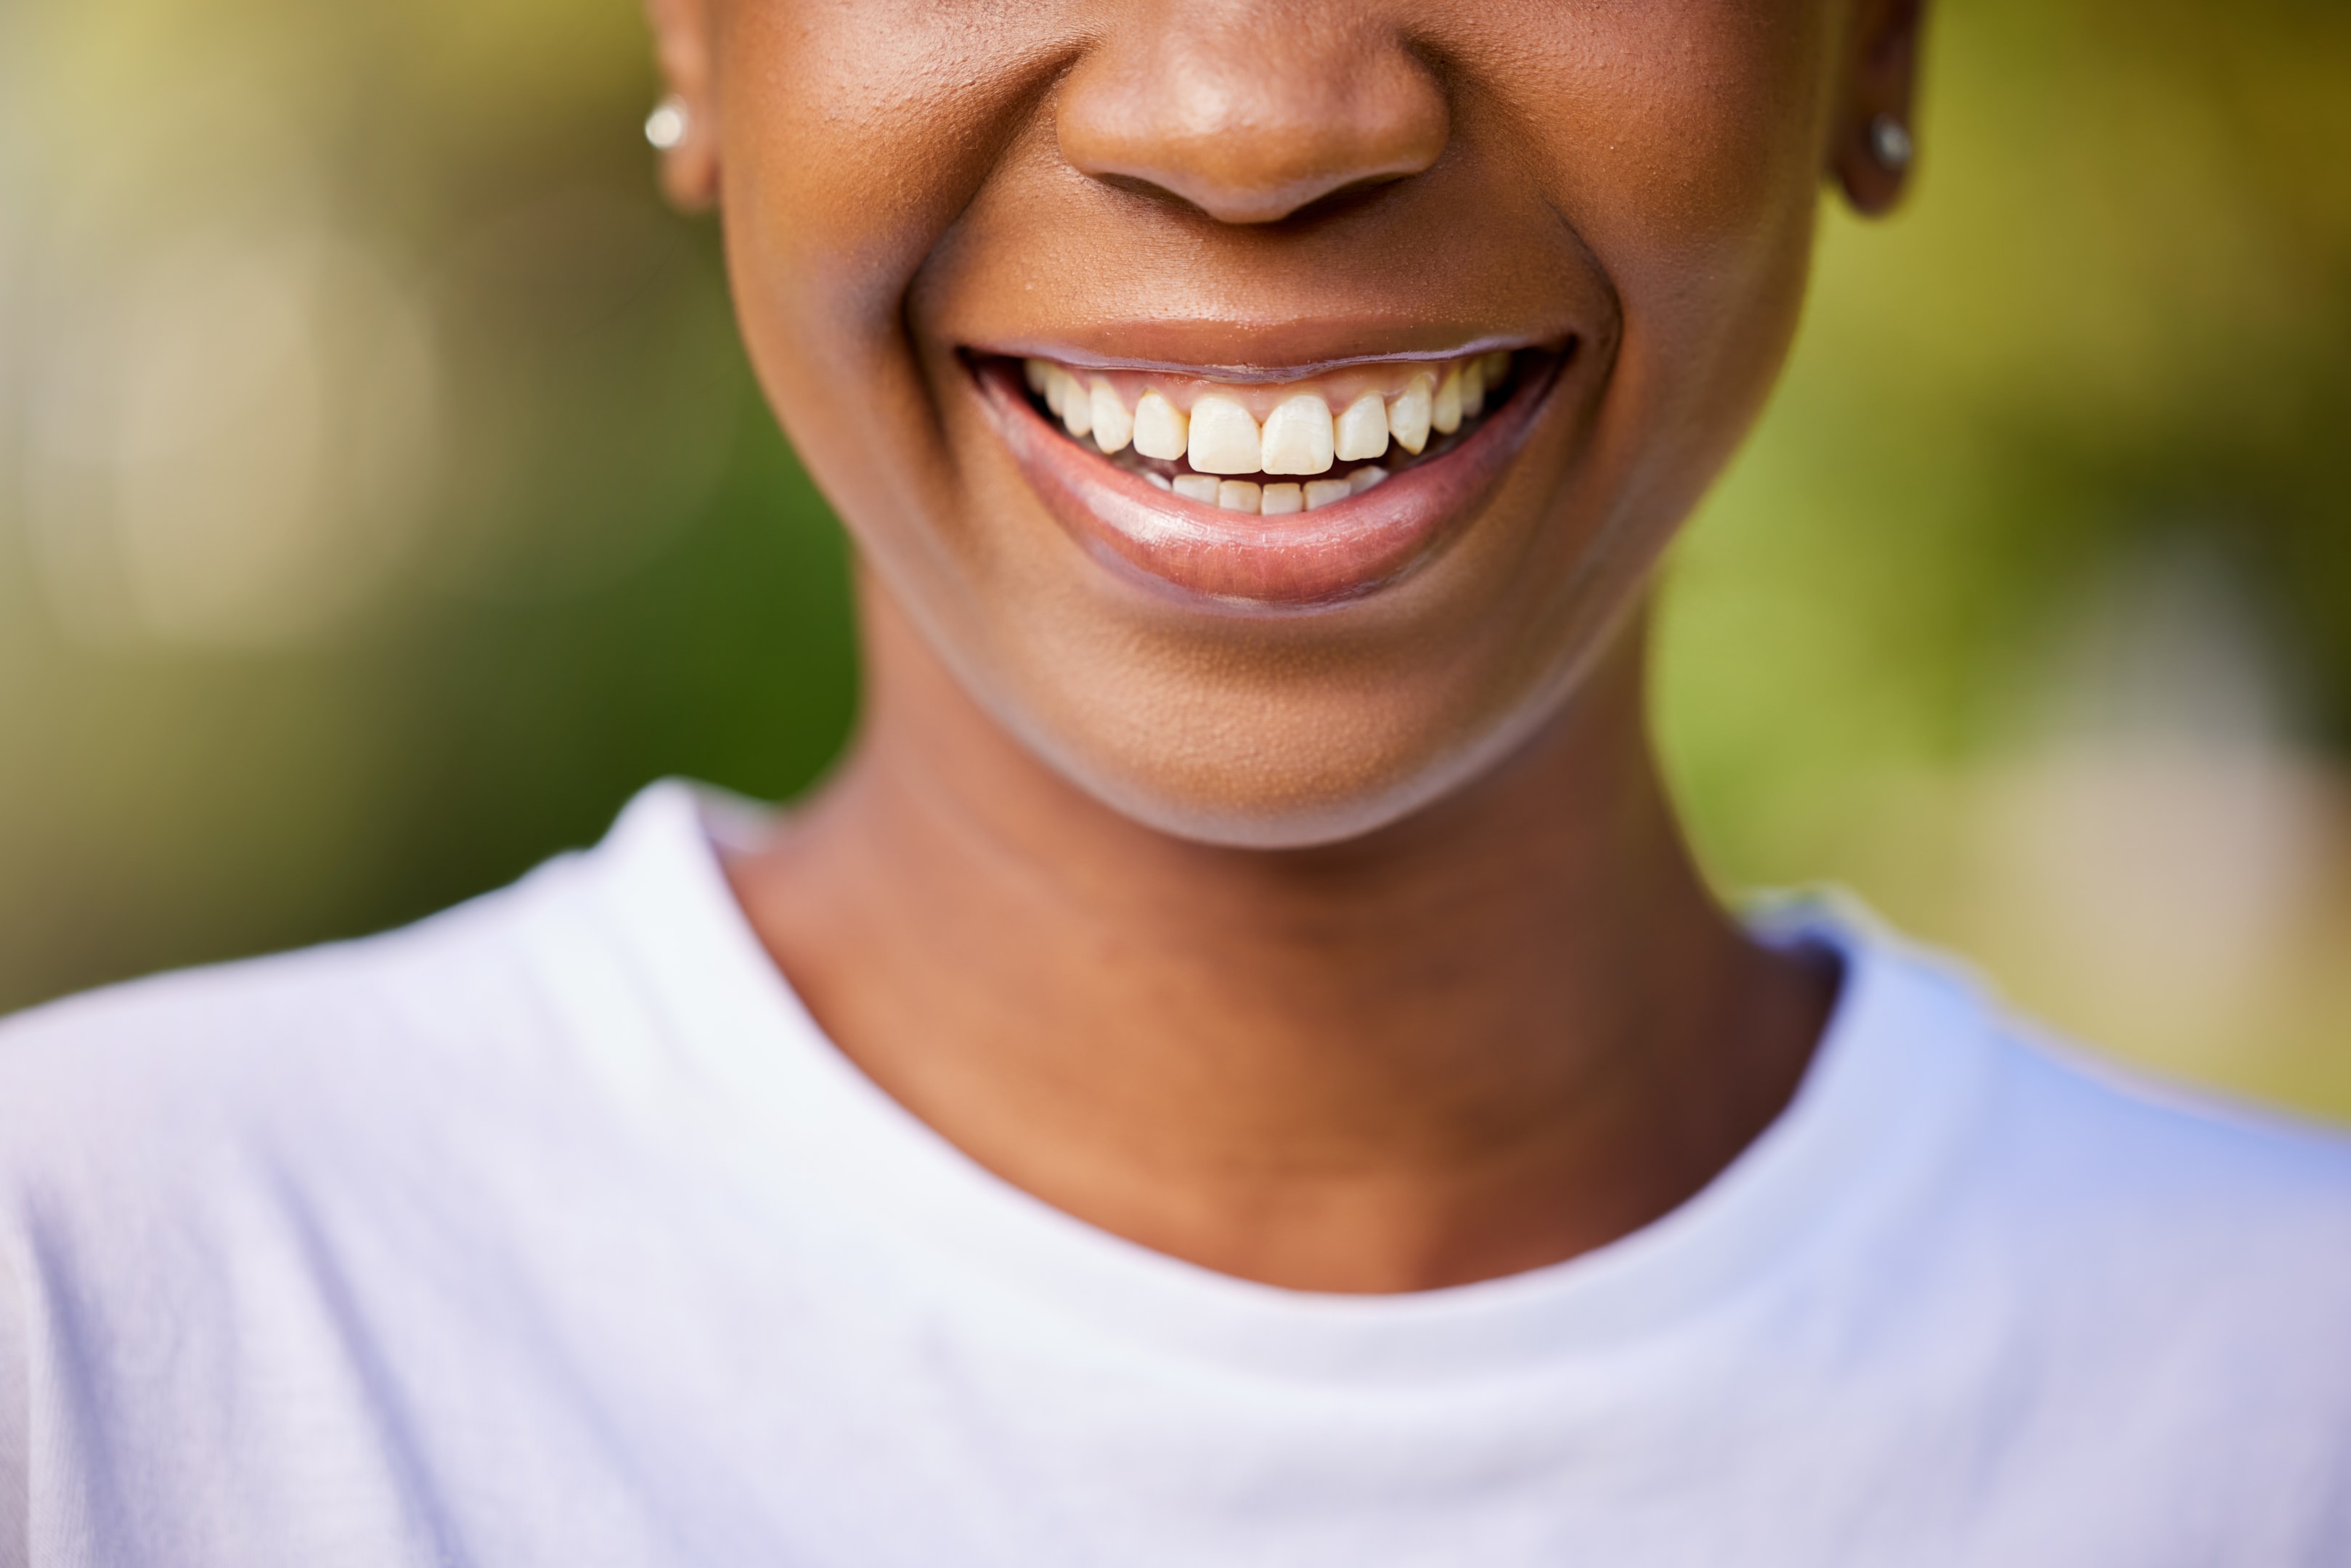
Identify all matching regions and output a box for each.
[1867,114,1913,172]
[645,94,690,152]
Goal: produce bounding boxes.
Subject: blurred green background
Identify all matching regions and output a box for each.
[1,0,2345,1117]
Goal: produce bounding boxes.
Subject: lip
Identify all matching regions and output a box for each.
[977,346,1566,611]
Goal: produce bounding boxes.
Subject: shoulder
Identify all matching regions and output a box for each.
[1950,968,2351,1246]
[1819,918,2351,1246]
[1988,1022,2351,1214]
[0,784,730,1219]
[1733,919,2351,1568]
[0,785,754,1556]
[1836,928,2351,1391]
[0,863,563,1167]
[1964,1018,2351,1317]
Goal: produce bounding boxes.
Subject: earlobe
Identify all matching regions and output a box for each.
[1831,0,1927,216]
[1833,111,1914,216]
[643,0,721,212]
[648,93,722,212]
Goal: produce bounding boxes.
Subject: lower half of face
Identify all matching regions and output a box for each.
[720,0,1835,847]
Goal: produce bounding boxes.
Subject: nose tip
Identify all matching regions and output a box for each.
[1056,13,1449,226]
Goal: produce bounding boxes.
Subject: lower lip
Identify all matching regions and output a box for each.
[978,354,1561,612]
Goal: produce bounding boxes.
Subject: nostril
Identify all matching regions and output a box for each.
[1056,30,1449,227]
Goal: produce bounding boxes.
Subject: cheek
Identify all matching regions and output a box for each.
[1462,0,1833,376]
[721,3,1073,308]
[1484,0,1835,247]
[1479,0,1834,553]
[712,2,1081,542]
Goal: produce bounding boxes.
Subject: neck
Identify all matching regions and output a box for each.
[726,579,1835,1293]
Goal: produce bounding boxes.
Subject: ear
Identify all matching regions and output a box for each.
[644,0,720,211]
[1830,0,1927,216]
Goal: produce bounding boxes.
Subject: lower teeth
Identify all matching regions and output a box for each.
[1140,469,1389,513]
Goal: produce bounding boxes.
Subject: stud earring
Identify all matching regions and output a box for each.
[1866,114,1913,173]
[645,94,690,152]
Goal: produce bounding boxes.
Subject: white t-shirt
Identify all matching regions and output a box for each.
[0,780,2346,1567]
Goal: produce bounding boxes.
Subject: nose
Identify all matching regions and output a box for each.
[1056,3,1451,226]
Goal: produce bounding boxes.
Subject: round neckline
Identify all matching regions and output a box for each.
[587,780,1997,1385]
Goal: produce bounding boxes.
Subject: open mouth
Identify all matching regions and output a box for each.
[1020,350,1519,513]
[977,343,1568,611]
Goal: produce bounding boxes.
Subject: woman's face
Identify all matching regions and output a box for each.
[656,0,1911,846]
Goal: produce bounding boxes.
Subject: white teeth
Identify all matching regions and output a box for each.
[1260,393,1335,475]
[1155,467,1381,513]
[1432,364,1463,436]
[1133,391,1189,461]
[1035,351,1515,480]
[1055,369,1093,438]
[1388,375,1433,455]
[1188,396,1263,475]
[1144,470,1173,491]
[1089,380,1132,454]
[1336,393,1390,462]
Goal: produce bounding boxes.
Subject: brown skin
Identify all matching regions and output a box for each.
[643,0,1925,1292]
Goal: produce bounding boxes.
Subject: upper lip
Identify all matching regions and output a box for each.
[962,316,1578,383]
[972,341,1534,383]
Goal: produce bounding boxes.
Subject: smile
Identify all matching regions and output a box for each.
[979,342,1569,611]
[1023,351,1516,512]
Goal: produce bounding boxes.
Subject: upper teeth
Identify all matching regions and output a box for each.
[1026,353,1512,479]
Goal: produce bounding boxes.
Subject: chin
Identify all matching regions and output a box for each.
[973,617,1612,852]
